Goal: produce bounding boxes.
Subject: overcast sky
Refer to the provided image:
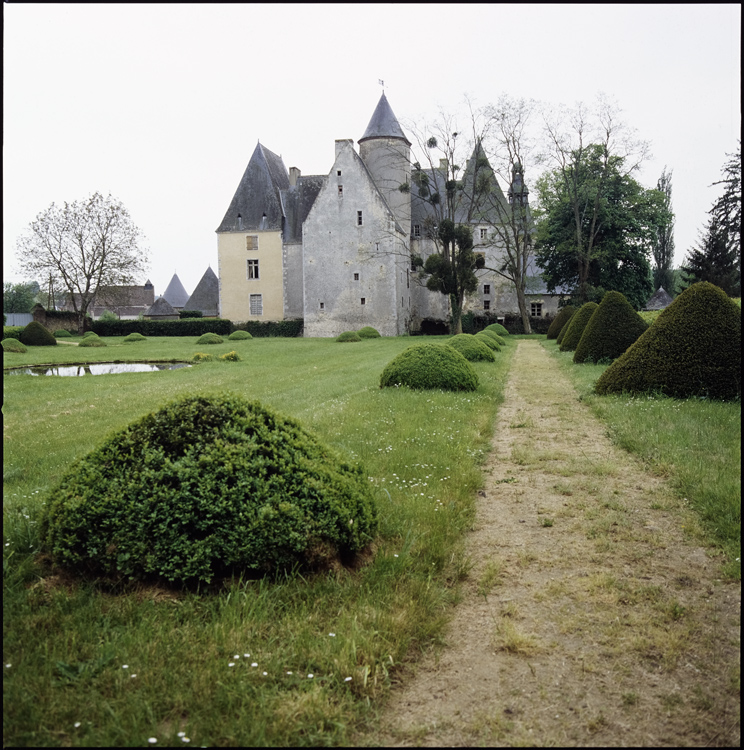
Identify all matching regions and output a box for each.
[4,3,740,299]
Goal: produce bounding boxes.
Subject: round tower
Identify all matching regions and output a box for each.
[358,92,412,230]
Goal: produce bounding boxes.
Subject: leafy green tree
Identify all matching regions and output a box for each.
[681,213,740,296]
[16,192,149,332]
[3,281,39,314]
[651,167,675,293]
[534,144,664,309]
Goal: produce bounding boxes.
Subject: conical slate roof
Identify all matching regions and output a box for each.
[162,274,190,308]
[145,297,178,317]
[184,267,219,317]
[358,92,411,145]
[644,287,674,311]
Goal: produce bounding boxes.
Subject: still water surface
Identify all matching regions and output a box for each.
[6,362,191,377]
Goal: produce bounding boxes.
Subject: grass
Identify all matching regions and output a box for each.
[540,338,741,579]
[3,334,513,747]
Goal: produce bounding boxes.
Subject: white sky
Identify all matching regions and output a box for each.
[3,3,740,298]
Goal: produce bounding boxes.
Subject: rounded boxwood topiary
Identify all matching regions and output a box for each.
[595,282,741,400]
[559,302,599,352]
[480,329,505,347]
[123,332,147,343]
[78,336,107,347]
[39,393,379,584]
[485,322,509,336]
[337,331,361,342]
[196,332,224,345]
[82,330,99,339]
[357,326,381,339]
[474,332,500,351]
[54,329,73,338]
[2,337,27,353]
[546,306,576,340]
[228,330,253,340]
[380,343,478,391]
[573,292,649,364]
[446,333,496,362]
[19,321,57,347]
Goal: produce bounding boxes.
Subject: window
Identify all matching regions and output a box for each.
[407,269,410,288]
[247,259,259,280]
[246,235,258,252]
[413,224,421,238]
[484,300,490,310]
[483,284,490,295]
[337,170,341,176]
[249,294,263,316]
[353,272,359,281]
[480,228,488,240]
[531,302,543,317]
[319,302,325,310]
[360,298,366,305]
[338,185,343,197]
[357,211,363,226]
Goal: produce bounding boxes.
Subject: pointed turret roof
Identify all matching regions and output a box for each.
[643,287,674,311]
[183,267,219,317]
[217,142,289,233]
[162,273,190,308]
[358,92,411,145]
[145,297,178,317]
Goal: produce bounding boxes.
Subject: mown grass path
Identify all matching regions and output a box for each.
[362,339,740,747]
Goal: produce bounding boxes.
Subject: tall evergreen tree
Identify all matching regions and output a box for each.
[651,167,675,293]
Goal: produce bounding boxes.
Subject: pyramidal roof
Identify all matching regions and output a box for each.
[217,142,289,233]
[644,287,674,311]
[358,92,411,145]
[184,266,219,317]
[145,297,177,317]
[162,273,190,308]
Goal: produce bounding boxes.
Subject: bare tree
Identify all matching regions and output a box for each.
[537,95,650,303]
[16,192,149,331]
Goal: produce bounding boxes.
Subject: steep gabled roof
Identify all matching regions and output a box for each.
[280,175,326,243]
[162,273,190,308]
[217,142,290,233]
[358,92,411,146]
[183,267,219,317]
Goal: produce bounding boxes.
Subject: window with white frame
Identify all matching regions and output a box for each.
[247,259,259,279]
[480,228,488,240]
[249,294,263,316]
[531,302,543,317]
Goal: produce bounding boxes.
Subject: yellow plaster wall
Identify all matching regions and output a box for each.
[217,231,284,321]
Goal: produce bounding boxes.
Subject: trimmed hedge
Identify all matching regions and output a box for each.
[573,292,649,364]
[19,321,57,347]
[91,318,233,337]
[595,282,741,400]
[123,332,147,343]
[39,394,379,584]
[78,336,107,347]
[546,306,576,339]
[380,343,479,391]
[228,330,253,341]
[2,338,27,353]
[357,326,381,339]
[480,329,505,347]
[559,302,599,352]
[54,329,73,338]
[446,333,496,362]
[337,331,361,343]
[3,327,25,341]
[233,319,304,338]
[474,332,500,351]
[484,323,509,337]
[196,332,224,345]
[179,310,203,319]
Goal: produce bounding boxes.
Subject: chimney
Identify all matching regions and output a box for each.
[335,139,354,159]
[439,158,448,172]
[289,167,301,187]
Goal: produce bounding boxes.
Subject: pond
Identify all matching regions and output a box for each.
[5,362,192,377]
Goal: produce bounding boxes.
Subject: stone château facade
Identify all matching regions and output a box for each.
[216,93,559,336]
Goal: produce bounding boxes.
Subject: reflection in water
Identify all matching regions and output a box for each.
[6,363,191,377]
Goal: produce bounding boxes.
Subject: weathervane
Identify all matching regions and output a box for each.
[378,79,385,90]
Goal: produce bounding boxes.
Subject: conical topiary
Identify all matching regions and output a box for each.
[573,292,649,364]
[595,282,741,400]
[546,305,576,340]
[19,321,57,346]
[559,302,599,352]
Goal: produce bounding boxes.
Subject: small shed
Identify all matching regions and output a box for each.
[144,297,179,321]
[643,287,674,311]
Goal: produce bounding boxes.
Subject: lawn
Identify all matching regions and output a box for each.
[3,334,513,747]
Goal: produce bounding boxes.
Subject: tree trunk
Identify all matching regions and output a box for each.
[450,295,463,335]
[515,286,532,334]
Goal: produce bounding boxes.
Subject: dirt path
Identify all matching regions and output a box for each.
[362,340,740,747]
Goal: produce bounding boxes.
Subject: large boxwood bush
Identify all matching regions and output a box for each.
[39,394,379,584]
[546,305,576,339]
[446,333,496,362]
[573,291,649,364]
[558,302,599,352]
[380,343,478,391]
[19,321,57,347]
[595,282,741,400]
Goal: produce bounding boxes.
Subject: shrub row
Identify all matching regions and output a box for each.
[232,319,304,338]
[91,318,233,337]
[2,326,25,341]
